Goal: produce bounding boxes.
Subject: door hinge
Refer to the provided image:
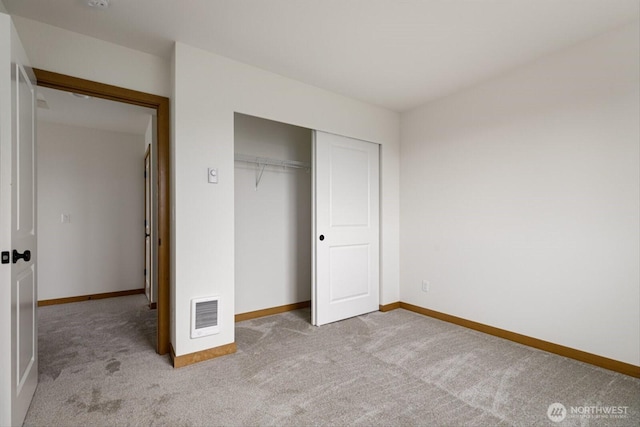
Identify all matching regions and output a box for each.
[1,251,9,264]
[144,268,147,276]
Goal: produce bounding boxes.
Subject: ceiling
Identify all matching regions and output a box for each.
[37,86,155,136]
[4,0,639,112]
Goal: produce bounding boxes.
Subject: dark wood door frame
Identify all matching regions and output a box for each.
[34,69,171,356]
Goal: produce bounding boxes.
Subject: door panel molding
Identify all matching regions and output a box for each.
[32,69,171,356]
[16,265,35,391]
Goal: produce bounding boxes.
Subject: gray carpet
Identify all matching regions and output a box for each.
[24,295,639,426]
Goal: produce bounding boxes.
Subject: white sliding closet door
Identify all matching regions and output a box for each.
[312,131,379,326]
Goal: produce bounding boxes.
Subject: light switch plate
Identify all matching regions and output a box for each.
[208,168,218,184]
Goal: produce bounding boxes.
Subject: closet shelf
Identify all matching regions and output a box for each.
[234,153,310,170]
[234,153,311,190]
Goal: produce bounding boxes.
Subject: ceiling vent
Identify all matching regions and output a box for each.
[87,0,109,9]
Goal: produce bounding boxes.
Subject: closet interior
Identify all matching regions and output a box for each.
[234,113,313,318]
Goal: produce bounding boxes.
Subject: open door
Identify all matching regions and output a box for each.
[0,15,38,426]
[144,147,152,304]
[312,131,379,326]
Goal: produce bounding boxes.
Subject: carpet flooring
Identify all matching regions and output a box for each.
[24,295,639,426]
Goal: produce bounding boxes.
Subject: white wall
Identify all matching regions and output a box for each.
[173,43,400,356]
[11,17,170,98]
[0,2,7,14]
[38,121,146,300]
[400,21,640,366]
[234,113,312,314]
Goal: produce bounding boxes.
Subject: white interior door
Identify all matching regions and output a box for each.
[144,148,151,302]
[0,16,38,427]
[312,131,379,326]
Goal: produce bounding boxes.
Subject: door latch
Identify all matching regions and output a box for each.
[1,251,9,264]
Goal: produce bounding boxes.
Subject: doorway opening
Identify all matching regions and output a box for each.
[36,85,154,312]
[35,69,171,356]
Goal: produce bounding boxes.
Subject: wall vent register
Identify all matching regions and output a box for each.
[191,296,220,338]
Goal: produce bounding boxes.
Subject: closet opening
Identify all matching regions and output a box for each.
[234,113,313,323]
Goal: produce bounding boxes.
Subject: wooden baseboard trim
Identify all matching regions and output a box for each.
[399,302,639,378]
[171,342,237,368]
[379,302,401,312]
[235,300,311,322]
[38,288,145,307]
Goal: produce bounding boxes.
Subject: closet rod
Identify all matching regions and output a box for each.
[234,153,311,170]
[235,153,311,190]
